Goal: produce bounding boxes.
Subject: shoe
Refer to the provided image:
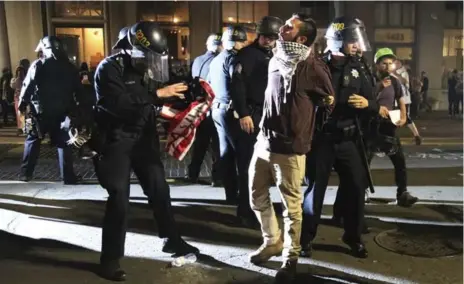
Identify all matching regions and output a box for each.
[414,136,422,146]
[64,175,82,185]
[274,259,297,284]
[249,240,283,265]
[397,191,419,207]
[183,175,198,184]
[300,241,312,258]
[19,175,32,182]
[162,237,199,256]
[342,235,368,258]
[99,264,126,282]
[211,180,223,187]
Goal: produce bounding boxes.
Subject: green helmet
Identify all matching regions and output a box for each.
[374,48,396,64]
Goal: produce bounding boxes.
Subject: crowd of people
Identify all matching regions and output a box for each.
[1,10,461,283]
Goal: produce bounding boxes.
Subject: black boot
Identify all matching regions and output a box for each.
[397,191,419,207]
[99,261,126,282]
[162,237,199,256]
[342,235,368,258]
[275,259,297,284]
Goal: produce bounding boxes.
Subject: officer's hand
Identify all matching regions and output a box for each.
[157,83,188,99]
[239,116,254,134]
[324,95,335,105]
[348,94,368,109]
[379,106,389,119]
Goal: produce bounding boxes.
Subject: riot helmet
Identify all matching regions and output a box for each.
[256,16,284,39]
[35,36,65,59]
[127,21,169,83]
[112,26,130,50]
[206,33,222,52]
[222,25,247,50]
[325,16,371,55]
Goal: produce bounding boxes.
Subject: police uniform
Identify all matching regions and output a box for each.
[19,37,82,184]
[93,22,198,282]
[186,50,220,184]
[231,39,274,220]
[209,48,241,202]
[301,17,379,259]
[209,26,247,203]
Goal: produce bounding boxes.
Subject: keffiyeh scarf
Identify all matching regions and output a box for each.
[160,80,215,161]
[274,40,311,94]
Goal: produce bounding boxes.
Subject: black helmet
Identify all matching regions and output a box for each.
[256,16,284,39]
[35,36,62,53]
[325,16,371,52]
[112,26,130,50]
[127,21,169,82]
[128,21,168,55]
[222,25,247,42]
[206,33,222,46]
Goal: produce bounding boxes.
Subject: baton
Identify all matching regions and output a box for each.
[355,115,375,194]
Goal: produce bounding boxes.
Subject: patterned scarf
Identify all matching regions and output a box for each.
[274,40,311,93]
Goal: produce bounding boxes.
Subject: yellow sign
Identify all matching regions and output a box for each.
[375,29,414,43]
[331,23,345,31]
[135,29,151,47]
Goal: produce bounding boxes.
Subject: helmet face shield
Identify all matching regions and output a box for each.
[131,47,169,83]
[344,27,371,52]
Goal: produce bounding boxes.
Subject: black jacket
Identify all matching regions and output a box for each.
[231,40,273,118]
[19,57,83,119]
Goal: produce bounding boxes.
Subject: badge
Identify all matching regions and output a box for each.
[351,69,359,78]
[234,63,242,74]
[343,75,350,86]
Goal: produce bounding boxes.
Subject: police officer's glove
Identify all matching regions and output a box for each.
[183,77,208,103]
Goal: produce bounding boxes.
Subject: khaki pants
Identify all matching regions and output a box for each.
[249,146,306,262]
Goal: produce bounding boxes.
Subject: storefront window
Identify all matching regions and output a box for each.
[55,27,105,69]
[139,1,189,23]
[375,2,415,27]
[54,1,104,17]
[222,1,269,44]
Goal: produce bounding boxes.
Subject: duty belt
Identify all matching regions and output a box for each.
[211,101,233,110]
[321,124,357,141]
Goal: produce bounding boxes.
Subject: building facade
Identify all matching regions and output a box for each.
[0,1,462,109]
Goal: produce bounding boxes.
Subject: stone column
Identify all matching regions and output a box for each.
[0,1,11,69]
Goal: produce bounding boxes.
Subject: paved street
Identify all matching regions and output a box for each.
[0,183,462,284]
[0,111,461,283]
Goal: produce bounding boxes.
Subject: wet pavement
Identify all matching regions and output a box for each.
[0,183,462,284]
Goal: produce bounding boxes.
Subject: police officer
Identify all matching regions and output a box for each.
[301,16,390,258]
[185,33,222,186]
[93,21,198,281]
[112,26,130,50]
[209,25,248,204]
[18,36,82,184]
[231,16,283,226]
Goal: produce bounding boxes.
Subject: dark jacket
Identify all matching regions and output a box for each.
[19,58,83,118]
[325,55,379,130]
[94,53,158,133]
[259,56,335,155]
[231,40,273,118]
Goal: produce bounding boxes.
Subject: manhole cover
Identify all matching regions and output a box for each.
[375,228,463,258]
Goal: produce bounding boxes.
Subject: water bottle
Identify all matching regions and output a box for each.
[171,253,197,267]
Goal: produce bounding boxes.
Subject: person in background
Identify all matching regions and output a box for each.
[455,71,463,116]
[448,69,459,118]
[420,71,431,112]
[10,66,26,135]
[0,67,13,127]
[393,59,422,145]
[409,74,423,119]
